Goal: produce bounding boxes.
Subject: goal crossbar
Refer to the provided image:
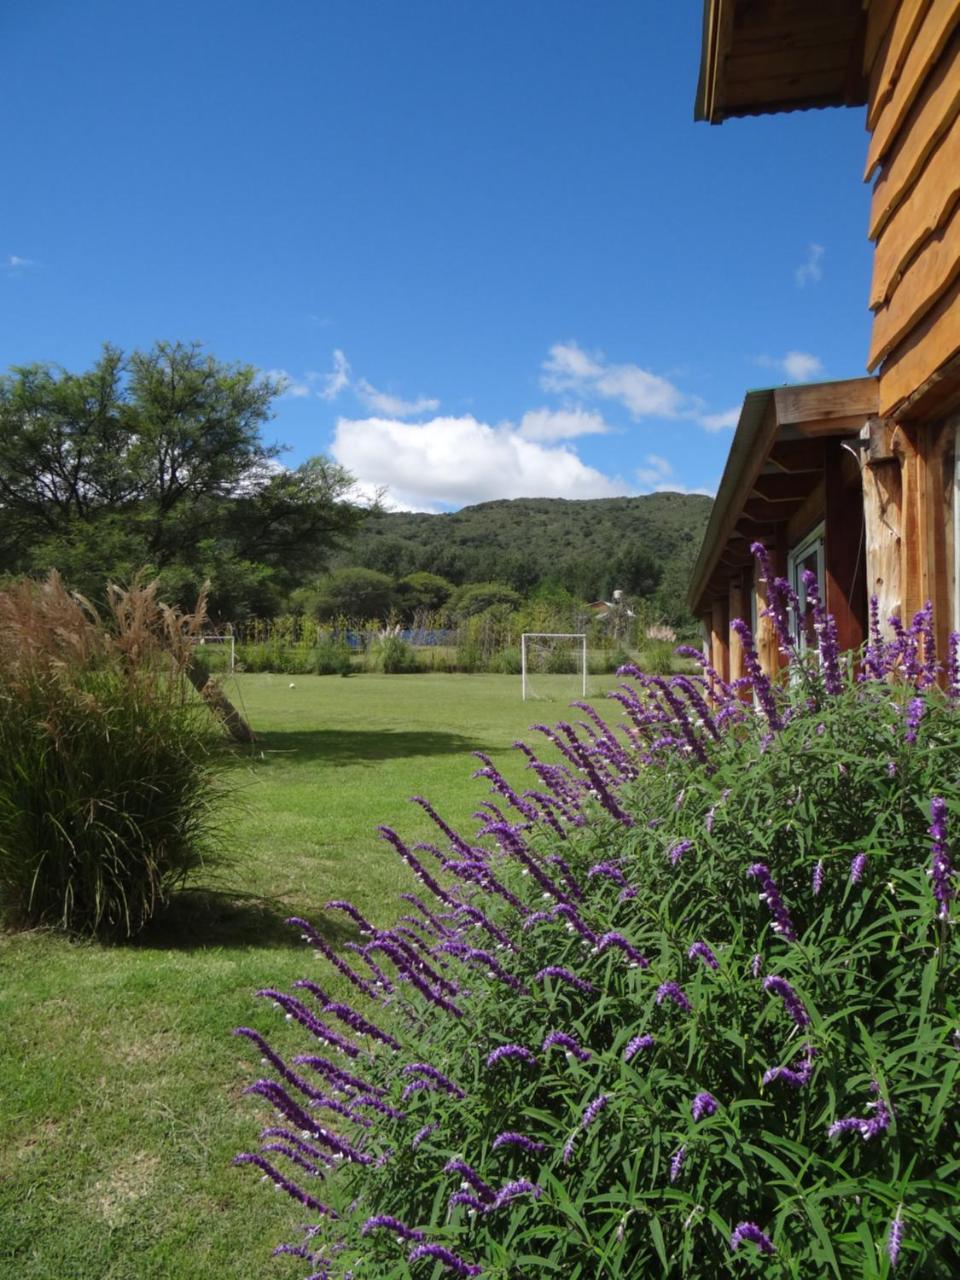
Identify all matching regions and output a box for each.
[521,632,587,701]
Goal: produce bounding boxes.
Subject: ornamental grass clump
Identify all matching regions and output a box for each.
[236,550,960,1277]
[0,572,220,938]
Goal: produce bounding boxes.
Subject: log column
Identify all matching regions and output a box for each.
[728,575,745,684]
[861,420,903,630]
[710,596,729,683]
[824,438,866,654]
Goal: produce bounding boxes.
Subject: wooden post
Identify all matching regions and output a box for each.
[710,596,729,683]
[861,420,903,628]
[895,422,953,671]
[824,438,867,654]
[728,576,745,683]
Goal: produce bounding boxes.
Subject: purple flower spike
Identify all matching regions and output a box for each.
[812,860,824,896]
[655,981,692,1013]
[490,1179,542,1211]
[361,1215,425,1242]
[581,1094,609,1129]
[687,941,719,970]
[668,839,693,866]
[492,1131,547,1155]
[448,1191,485,1212]
[849,853,867,885]
[762,1043,816,1089]
[542,1031,592,1062]
[411,1122,438,1149]
[888,1209,904,1268]
[729,1221,775,1256]
[691,1091,718,1122]
[407,1244,482,1276]
[669,1145,686,1182]
[534,966,595,994]
[624,1033,654,1062]
[828,1080,892,1140]
[746,863,797,940]
[763,975,811,1028]
[929,797,955,918]
[485,1044,537,1068]
[443,1159,495,1203]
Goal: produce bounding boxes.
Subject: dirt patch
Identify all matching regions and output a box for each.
[91,1151,160,1226]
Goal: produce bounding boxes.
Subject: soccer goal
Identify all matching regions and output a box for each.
[195,633,236,675]
[521,633,587,701]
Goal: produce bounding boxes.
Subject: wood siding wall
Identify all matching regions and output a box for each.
[865,1,960,418]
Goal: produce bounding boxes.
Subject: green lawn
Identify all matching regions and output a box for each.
[0,672,621,1279]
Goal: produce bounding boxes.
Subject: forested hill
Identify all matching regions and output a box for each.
[332,492,712,622]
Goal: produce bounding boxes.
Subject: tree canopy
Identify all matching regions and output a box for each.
[0,342,364,618]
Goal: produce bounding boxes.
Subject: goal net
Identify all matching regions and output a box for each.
[521,633,587,701]
[194,633,236,675]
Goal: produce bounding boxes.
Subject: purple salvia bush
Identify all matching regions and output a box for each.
[360,1215,425,1242]
[655,981,692,1013]
[595,931,648,968]
[471,752,539,822]
[542,1030,592,1062]
[409,795,475,857]
[928,796,955,918]
[668,838,693,866]
[489,1179,542,1211]
[233,1153,335,1215]
[849,853,867,885]
[746,863,797,940]
[669,1145,686,1182]
[443,1158,496,1204]
[485,1044,537,1067]
[691,1091,719,1122]
[687,941,719,970]
[828,1080,892,1140]
[729,1221,775,1256]
[624,1033,655,1062]
[812,859,825,896]
[801,568,843,695]
[534,966,594,994]
[763,1043,817,1089]
[323,900,375,935]
[763,975,812,1028]
[401,1063,465,1099]
[492,1131,547,1154]
[905,695,926,744]
[888,1208,905,1268]
[407,1244,482,1276]
[285,918,375,997]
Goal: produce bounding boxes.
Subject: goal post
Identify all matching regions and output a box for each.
[521,632,587,701]
[195,633,236,675]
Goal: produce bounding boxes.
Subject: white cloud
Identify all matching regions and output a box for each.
[756,350,824,383]
[697,405,740,432]
[331,414,625,512]
[542,341,687,419]
[636,453,674,487]
[317,349,351,400]
[517,407,610,441]
[355,378,440,418]
[4,254,35,270]
[795,243,825,288]
[263,368,312,398]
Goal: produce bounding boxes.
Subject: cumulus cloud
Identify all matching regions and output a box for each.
[795,243,825,288]
[542,341,687,419]
[317,349,351,400]
[331,414,625,512]
[4,254,36,271]
[517,407,610,441]
[698,405,740,432]
[756,350,824,383]
[634,453,715,497]
[355,378,440,417]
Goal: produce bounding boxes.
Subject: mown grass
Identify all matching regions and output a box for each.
[0,672,620,1279]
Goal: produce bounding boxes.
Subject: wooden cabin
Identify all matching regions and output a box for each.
[691,0,960,678]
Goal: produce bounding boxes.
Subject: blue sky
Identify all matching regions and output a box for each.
[3,1,874,511]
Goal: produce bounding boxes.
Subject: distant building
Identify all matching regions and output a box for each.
[691,1,960,679]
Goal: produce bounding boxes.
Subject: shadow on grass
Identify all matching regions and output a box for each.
[245,727,492,768]
[129,888,359,952]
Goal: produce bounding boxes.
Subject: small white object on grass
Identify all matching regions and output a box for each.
[288,682,296,688]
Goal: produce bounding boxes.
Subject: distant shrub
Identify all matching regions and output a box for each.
[636,638,675,674]
[490,646,522,675]
[235,565,960,1276]
[0,574,220,939]
[588,646,633,674]
[378,636,422,674]
[313,641,353,677]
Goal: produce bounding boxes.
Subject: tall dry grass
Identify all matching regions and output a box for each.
[0,573,222,938]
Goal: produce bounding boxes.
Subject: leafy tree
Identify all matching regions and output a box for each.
[395,571,455,618]
[447,581,523,617]
[0,342,364,617]
[312,567,395,620]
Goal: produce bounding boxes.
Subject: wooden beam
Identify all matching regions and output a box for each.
[862,423,903,628]
[791,412,882,438]
[865,0,960,179]
[863,0,901,79]
[773,378,879,427]
[728,576,746,684]
[824,438,866,654]
[752,471,819,501]
[766,439,828,473]
[742,496,805,523]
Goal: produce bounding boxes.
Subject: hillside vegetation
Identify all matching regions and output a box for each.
[330,493,712,623]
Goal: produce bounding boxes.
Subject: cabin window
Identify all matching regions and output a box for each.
[787,523,825,649]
